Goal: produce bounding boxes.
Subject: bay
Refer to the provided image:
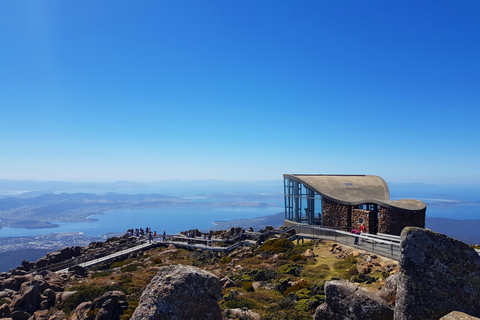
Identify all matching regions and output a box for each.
[0,205,284,238]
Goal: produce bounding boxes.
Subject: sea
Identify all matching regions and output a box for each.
[0,204,284,238]
[0,182,479,239]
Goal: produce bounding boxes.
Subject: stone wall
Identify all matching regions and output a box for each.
[378,206,426,236]
[322,199,349,228]
[351,209,371,233]
[318,198,425,236]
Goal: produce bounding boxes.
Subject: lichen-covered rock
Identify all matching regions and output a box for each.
[440,311,480,320]
[93,290,128,320]
[130,264,222,320]
[378,274,398,306]
[394,227,480,320]
[223,308,261,320]
[71,301,93,320]
[314,280,393,320]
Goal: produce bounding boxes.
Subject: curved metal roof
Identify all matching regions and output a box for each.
[284,174,426,212]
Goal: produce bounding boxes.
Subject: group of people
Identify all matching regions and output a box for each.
[126,227,167,242]
[351,223,365,245]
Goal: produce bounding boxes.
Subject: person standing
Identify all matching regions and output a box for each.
[360,223,365,242]
[351,229,359,245]
[163,230,166,242]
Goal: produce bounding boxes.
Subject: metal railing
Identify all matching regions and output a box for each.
[45,224,400,273]
[292,225,401,260]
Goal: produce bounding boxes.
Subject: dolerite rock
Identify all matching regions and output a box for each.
[378,274,399,306]
[68,265,88,277]
[223,308,261,320]
[440,311,480,319]
[130,264,222,320]
[10,280,41,314]
[71,301,93,320]
[0,303,11,318]
[314,280,393,320]
[93,291,128,320]
[394,227,480,320]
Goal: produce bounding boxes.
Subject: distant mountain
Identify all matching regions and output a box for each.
[207,212,284,232]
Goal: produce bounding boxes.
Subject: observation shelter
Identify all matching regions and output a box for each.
[283,174,426,235]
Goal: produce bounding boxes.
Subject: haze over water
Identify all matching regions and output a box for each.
[0,181,478,238]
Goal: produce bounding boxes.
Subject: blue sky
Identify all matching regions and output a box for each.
[0,1,479,185]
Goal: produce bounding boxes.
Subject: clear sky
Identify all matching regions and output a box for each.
[0,1,479,185]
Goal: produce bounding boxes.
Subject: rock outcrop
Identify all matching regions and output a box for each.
[440,311,480,320]
[394,227,480,320]
[314,280,393,320]
[130,264,222,320]
[223,308,261,320]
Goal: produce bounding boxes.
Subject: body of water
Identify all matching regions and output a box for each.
[0,205,284,238]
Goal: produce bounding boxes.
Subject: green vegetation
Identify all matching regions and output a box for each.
[332,255,358,278]
[220,256,232,264]
[278,263,302,276]
[62,285,123,314]
[242,281,255,292]
[120,301,139,320]
[284,280,310,296]
[290,254,307,262]
[90,271,112,279]
[110,258,135,269]
[260,238,294,253]
[221,297,257,309]
[120,264,141,273]
[55,235,392,320]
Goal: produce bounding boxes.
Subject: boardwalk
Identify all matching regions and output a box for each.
[55,225,403,273]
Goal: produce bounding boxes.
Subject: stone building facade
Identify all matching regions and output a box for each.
[284,174,426,236]
[322,198,426,235]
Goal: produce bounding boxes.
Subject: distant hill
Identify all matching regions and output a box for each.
[207,212,284,232]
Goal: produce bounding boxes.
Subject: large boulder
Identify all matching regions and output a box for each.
[394,227,480,320]
[314,280,393,320]
[440,312,480,320]
[130,264,222,320]
[223,308,261,320]
[378,273,399,306]
[71,301,93,320]
[0,303,11,318]
[93,290,128,320]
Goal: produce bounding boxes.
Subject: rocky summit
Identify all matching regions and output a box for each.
[394,227,480,320]
[130,264,222,320]
[0,226,480,319]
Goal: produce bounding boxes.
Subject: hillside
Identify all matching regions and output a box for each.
[0,234,397,320]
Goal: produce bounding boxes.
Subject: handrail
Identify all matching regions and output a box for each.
[49,224,399,273]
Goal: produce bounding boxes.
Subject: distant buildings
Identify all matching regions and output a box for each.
[283,174,426,235]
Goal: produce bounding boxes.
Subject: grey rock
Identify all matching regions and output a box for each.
[1,278,19,292]
[219,277,235,289]
[378,274,398,306]
[68,266,87,277]
[394,227,480,320]
[11,281,40,314]
[71,301,93,320]
[223,308,261,320]
[10,310,30,320]
[43,289,56,309]
[131,264,222,320]
[440,311,480,320]
[0,303,11,318]
[314,280,393,320]
[93,291,128,320]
